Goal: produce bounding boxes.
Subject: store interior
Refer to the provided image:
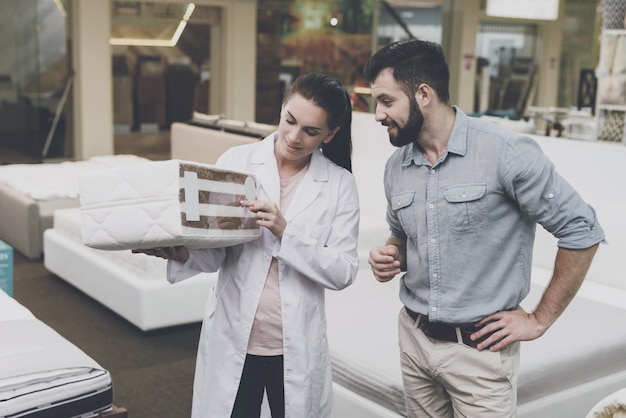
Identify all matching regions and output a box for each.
[1,1,626,416]
[0,0,623,165]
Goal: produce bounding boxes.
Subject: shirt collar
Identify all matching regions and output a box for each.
[402,105,468,167]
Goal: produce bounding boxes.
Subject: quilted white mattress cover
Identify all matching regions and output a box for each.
[0,290,112,416]
[54,207,167,280]
[79,159,261,250]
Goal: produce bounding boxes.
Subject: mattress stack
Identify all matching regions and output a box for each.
[79,159,261,250]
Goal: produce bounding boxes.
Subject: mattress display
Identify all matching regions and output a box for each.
[325,267,626,416]
[44,208,216,331]
[0,290,113,418]
[0,155,148,201]
[79,159,261,250]
[54,207,167,280]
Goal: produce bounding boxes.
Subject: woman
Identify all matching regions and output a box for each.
[136,72,360,417]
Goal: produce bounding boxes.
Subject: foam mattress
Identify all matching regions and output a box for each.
[0,290,113,418]
[79,159,261,250]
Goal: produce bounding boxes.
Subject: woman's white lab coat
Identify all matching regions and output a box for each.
[167,133,360,418]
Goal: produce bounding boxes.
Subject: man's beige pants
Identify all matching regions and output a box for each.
[398,307,520,418]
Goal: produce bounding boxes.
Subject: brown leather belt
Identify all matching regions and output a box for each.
[405,307,490,348]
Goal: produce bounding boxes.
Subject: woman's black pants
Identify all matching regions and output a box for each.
[231,354,285,418]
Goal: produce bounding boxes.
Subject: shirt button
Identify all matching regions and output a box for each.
[430,169,436,175]
[548,193,554,199]
[432,273,438,278]
[428,203,434,209]
[431,307,437,312]
[461,193,467,198]
[430,239,436,244]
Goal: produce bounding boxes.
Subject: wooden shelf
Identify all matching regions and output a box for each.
[602,29,626,36]
[597,104,626,112]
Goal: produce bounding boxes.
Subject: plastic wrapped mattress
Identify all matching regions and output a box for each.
[0,290,113,418]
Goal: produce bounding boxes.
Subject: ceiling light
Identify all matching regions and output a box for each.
[54,0,66,17]
[109,3,195,47]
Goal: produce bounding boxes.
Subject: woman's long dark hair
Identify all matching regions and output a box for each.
[283,72,353,172]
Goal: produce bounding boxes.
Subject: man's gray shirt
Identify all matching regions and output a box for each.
[384,107,606,324]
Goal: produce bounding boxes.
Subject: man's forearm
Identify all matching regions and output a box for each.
[533,244,600,332]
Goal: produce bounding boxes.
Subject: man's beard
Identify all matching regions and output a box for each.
[388,99,423,148]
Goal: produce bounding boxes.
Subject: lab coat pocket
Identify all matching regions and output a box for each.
[303,223,332,246]
[444,183,488,233]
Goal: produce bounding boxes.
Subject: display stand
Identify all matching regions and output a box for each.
[595,28,626,142]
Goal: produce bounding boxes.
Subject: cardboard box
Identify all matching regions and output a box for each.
[0,240,13,296]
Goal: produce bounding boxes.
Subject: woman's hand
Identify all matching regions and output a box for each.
[132,246,189,263]
[240,199,287,239]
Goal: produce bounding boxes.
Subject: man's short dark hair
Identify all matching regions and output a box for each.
[363,39,450,104]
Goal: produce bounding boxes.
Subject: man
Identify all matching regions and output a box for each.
[365,39,605,417]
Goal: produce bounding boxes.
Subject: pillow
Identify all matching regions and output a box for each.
[597,33,617,77]
[597,110,625,142]
[613,35,626,74]
[602,0,626,29]
[597,74,626,105]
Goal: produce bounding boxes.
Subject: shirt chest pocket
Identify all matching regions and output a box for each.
[391,191,417,238]
[444,183,488,233]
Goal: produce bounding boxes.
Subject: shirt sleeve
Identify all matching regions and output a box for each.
[501,135,606,249]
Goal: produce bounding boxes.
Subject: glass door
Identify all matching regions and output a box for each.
[0,0,71,163]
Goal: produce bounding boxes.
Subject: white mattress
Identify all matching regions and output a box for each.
[0,290,113,418]
[79,159,261,250]
[517,277,626,405]
[54,207,167,280]
[0,155,148,201]
[44,208,216,331]
[325,266,626,416]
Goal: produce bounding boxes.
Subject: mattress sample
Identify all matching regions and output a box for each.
[79,159,261,250]
[0,290,113,418]
[54,207,167,280]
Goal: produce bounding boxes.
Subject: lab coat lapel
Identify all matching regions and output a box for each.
[284,149,326,221]
[250,135,281,205]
